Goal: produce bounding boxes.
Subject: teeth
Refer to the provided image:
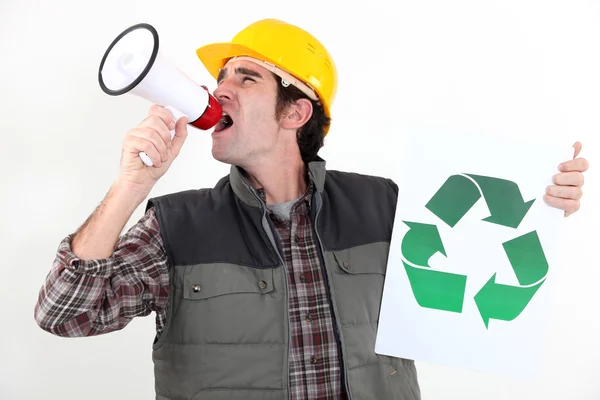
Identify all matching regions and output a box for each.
[222,112,228,116]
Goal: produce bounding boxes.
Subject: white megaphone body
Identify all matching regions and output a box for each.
[98,23,222,166]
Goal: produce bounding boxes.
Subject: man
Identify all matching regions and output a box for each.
[34,19,589,400]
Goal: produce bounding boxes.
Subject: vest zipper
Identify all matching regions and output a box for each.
[311,189,353,399]
[246,186,292,400]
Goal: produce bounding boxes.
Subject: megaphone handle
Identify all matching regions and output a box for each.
[139,106,187,167]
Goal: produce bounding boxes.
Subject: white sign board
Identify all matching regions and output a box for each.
[375,131,572,378]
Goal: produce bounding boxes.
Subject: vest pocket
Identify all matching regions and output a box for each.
[166,263,284,345]
[183,263,274,300]
[347,362,418,400]
[331,242,389,276]
[333,253,386,276]
[327,245,389,369]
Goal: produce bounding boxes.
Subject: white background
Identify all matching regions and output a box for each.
[1,0,598,399]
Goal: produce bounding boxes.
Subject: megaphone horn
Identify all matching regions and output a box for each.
[98,23,222,166]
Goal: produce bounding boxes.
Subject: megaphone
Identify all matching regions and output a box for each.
[98,23,222,166]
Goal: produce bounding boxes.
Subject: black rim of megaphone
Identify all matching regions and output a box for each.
[98,23,159,96]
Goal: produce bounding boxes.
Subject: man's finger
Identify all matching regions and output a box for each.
[149,104,176,130]
[543,194,580,214]
[546,185,583,200]
[559,157,589,173]
[553,171,584,186]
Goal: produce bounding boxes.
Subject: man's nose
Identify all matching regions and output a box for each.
[213,80,234,103]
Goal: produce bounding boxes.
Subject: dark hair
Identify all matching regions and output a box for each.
[273,73,330,165]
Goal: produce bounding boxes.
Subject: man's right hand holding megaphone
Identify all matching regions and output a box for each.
[98,23,223,191]
[118,104,189,189]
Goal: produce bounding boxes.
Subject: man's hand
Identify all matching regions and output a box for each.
[118,104,189,194]
[544,141,589,217]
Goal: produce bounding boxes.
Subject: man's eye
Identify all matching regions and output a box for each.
[243,76,256,83]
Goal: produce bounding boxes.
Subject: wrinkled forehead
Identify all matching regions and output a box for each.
[220,56,319,101]
[220,57,271,77]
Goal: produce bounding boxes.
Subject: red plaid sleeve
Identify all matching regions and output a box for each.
[34,207,170,337]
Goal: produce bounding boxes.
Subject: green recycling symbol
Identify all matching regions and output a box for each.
[401,174,548,328]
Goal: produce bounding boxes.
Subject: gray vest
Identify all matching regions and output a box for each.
[147,160,421,400]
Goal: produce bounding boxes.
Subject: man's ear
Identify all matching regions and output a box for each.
[280,98,313,130]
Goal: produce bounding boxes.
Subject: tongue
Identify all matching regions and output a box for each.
[214,115,232,132]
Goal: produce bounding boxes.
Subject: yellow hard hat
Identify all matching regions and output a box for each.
[196,19,338,135]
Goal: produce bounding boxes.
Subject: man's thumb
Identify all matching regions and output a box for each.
[573,141,582,159]
[171,117,189,157]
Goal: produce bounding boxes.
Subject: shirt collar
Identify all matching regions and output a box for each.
[230,158,325,208]
[255,180,314,207]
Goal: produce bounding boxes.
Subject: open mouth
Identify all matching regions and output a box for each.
[214,112,233,133]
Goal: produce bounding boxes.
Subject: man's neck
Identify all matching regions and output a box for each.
[242,158,308,205]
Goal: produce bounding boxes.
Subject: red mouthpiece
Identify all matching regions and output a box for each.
[190,92,222,130]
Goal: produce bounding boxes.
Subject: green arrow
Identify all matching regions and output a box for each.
[466,174,535,229]
[425,175,481,228]
[403,261,468,313]
[401,221,466,313]
[474,231,548,328]
[502,230,548,286]
[474,273,545,329]
[401,221,446,266]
